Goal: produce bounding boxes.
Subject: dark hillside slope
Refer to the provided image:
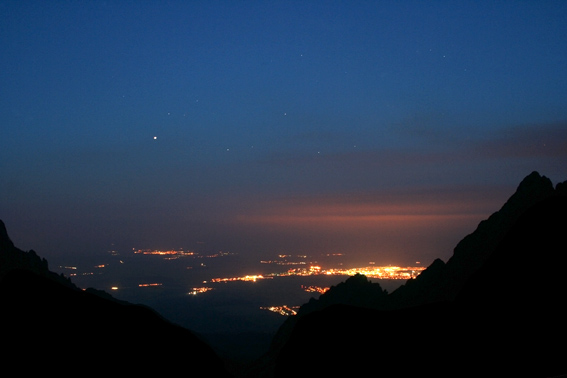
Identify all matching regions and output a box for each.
[387,170,556,308]
[275,184,566,377]
[0,222,232,377]
[453,194,567,377]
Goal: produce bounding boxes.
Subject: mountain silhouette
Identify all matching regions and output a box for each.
[251,171,566,378]
[387,170,557,308]
[3,171,566,377]
[0,220,232,376]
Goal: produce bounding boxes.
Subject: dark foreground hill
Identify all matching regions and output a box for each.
[272,173,567,378]
[0,221,232,376]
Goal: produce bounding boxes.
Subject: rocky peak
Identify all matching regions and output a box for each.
[502,171,554,213]
[0,219,15,250]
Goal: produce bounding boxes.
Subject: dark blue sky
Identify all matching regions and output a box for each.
[2,1,567,266]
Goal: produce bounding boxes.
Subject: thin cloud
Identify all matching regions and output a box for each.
[234,185,505,229]
[258,120,567,170]
[472,122,567,159]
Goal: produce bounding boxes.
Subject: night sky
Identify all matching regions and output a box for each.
[2,1,567,267]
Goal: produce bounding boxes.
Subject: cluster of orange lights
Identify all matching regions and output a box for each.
[207,275,273,283]
[260,305,299,316]
[188,287,213,295]
[133,249,196,260]
[138,283,163,287]
[206,265,424,285]
[266,265,425,279]
[301,285,329,294]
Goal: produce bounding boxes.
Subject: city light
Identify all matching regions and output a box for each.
[301,285,329,294]
[260,305,299,316]
[134,249,196,260]
[206,275,273,283]
[205,265,425,290]
[260,265,425,279]
[60,249,426,320]
[188,287,213,295]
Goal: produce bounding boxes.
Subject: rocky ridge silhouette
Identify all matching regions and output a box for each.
[2,171,565,377]
[271,172,567,377]
[242,171,567,377]
[0,220,232,376]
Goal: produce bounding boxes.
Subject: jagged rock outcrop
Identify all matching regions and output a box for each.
[388,171,558,308]
[0,219,73,288]
[0,220,14,250]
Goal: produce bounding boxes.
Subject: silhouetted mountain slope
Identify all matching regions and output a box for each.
[274,176,567,377]
[388,170,557,308]
[0,219,75,289]
[0,222,232,376]
[259,172,561,372]
[451,194,567,377]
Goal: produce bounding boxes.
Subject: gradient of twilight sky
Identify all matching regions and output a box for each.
[2,1,567,266]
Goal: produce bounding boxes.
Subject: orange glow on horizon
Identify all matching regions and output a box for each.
[236,212,483,232]
[232,194,492,231]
